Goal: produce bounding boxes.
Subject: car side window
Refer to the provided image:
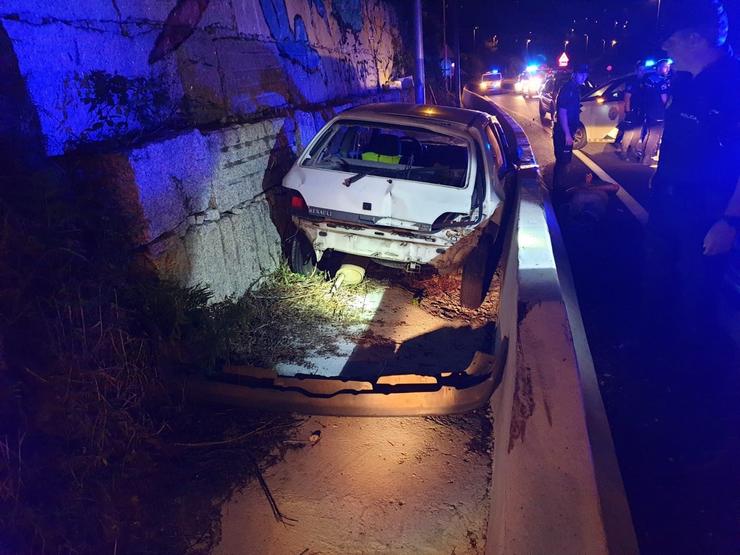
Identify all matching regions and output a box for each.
[608,81,627,100]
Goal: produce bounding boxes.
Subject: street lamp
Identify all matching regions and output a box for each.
[611,39,618,48]
[564,39,570,51]
[526,38,532,57]
[473,25,479,48]
[584,33,589,52]
[602,38,607,53]
[656,0,662,27]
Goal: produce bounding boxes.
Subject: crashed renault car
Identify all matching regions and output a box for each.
[282,103,514,308]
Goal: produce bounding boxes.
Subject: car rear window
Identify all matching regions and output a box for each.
[303,120,470,188]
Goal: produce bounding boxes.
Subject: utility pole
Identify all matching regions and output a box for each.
[414,0,426,104]
[453,0,462,105]
[442,0,449,92]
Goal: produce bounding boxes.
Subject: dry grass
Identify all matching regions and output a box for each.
[214,265,386,369]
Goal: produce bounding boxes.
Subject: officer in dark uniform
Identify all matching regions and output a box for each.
[615,60,648,151]
[644,0,740,351]
[637,59,672,164]
[552,63,589,191]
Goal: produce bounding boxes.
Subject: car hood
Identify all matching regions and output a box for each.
[284,167,474,229]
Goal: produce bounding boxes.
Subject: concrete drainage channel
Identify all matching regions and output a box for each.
[189,94,638,554]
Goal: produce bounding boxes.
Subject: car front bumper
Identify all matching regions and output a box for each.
[293,216,485,272]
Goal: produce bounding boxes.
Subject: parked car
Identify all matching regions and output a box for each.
[578,76,631,143]
[282,103,514,307]
[478,71,504,94]
[538,72,596,149]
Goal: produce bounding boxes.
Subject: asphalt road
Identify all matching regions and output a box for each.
[490,92,740,554]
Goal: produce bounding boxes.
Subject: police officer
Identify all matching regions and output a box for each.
[553,63,589,191]
[644,0,740,351]
[637,58,672,164]
[615,60,648,152]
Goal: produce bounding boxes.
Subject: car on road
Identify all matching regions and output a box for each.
[282,103,514,308]
[478,71,504,94]
[538,72,597,149]
[578,76,631,143]
[515,69,547,98]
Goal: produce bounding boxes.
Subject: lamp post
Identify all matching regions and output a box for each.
[564,39,570,51]
[584,33,589,53]
[526,38,532,57]
[414,0,425,103]
[473,25,479,48]
[602,38,607,53]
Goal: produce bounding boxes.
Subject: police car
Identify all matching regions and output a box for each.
[478,70,504,94]
[282,103,513,307]
[515,67,547,98]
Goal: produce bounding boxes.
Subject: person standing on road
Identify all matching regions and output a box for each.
[552,63,589,191]
[637,59,672,164]
[615,60,648,153]
[644,0,740,352]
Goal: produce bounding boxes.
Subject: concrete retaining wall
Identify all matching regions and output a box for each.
[2,0,411,299]
[462,90,639,554]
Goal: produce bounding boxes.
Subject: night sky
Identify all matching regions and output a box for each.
[446,0,740,72]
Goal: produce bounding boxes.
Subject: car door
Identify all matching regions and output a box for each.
[581,79,627,140]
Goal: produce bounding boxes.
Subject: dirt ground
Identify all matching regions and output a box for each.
[213,411,493,555]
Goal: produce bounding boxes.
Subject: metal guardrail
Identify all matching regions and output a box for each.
[463,87,638,555]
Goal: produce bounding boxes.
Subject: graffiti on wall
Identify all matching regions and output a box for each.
[149,0,210,63]
[308,0,326,18]
[332,0,363,33]
[259,0,322,72]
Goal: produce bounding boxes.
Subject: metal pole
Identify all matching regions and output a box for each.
[442,0,449,92]
[453,0,462,105]
[414,0,426,104]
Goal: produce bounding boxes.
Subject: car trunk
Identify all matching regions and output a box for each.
[289,167,475,228]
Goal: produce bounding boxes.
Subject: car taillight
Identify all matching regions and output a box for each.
[290,191,308,213]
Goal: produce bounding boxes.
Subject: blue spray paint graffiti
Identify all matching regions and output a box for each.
[308,0,326,18]
[259,0,321,72]
[332,0,363,33]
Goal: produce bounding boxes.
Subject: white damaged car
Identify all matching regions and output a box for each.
[282,103,514,307]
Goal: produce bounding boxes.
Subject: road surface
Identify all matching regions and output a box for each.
[491,92,740,554]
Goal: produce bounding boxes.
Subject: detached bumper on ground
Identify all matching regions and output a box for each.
[186,351,502,417]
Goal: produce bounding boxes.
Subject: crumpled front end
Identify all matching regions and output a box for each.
[294,214,495,274]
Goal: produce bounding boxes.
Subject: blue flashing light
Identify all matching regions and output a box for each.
[644,59,656,68]
[667,58,674,65]
[526,64,539,73]
[491,67,500,74]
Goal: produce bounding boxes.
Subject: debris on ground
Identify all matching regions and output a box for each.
[400,270,501,326]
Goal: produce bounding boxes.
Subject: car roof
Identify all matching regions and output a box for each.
[337,103,491,130]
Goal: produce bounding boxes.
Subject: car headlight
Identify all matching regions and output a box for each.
[479,82,487,91]
[493,81,501,88]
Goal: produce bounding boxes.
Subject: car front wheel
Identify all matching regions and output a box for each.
[573,124,587,150]
[539,102,548,123]
[289,231,317,275]
[460,233,493,309]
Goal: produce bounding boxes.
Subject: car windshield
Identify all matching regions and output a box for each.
[303,120,470,188]
[482,72,502,81]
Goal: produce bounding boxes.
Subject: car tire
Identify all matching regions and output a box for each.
[289,231,317,276]
[573,124,587,150]
[460,234,493,309]
[539,102,548,123]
